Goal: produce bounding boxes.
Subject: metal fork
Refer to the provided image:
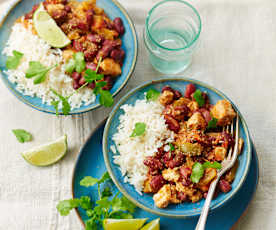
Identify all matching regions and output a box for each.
[195,114,240,230]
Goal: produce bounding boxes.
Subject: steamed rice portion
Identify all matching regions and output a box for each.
[112,99,174,193]
[2,22,96,109]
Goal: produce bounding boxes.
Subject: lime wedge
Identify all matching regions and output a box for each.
[21,135,67,166]
[141,219,160,230]
[103,219,148,230]
[33,4,71,48]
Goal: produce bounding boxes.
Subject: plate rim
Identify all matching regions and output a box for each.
[0,0,138,115]
[71,118,259,229]
[103,77,252,218]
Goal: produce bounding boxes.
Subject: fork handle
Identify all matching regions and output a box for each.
[195,177,220,230]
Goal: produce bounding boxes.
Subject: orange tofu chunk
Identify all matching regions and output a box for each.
[211,100,236,126]
[100,58,121,77]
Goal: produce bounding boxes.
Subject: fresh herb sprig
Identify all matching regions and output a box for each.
[57,172,136,230]
[193,89,205,107]
[130,122,146,137]
[190,161,222,183]
[207,117,218,129]
[6,50,23,69]
[64,52,86,74]
[146,89,160,101]
[12,129,32,143]
[26,61,57,84]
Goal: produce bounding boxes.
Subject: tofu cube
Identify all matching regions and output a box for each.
[100,58,121,77]
[187,112,207,130]
[214,147,227,161]
[159,90,174,106]
[210,100,236,126]
[153,184,172,208]
[162,168,180,183]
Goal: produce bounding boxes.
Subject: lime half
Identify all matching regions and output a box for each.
[21,135,67,166]
[103,218,148,230]
[33,4,71,48]
[141,219,160,230]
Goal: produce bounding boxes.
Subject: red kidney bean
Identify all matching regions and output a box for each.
[86,62,97,71]
[86,9,94,26]
[51,10,67,25]
[102,76,113,91]
[162,152,174,167]
[96,41,114,60]
[219,179,232,193]
[198,108,212,123]
[177,192,187,201]
[113,17,125,35]
[87,34,104,44]
[84,49,97,61]
[64,5,71,12]
[79,76,86,86]
[105,20,114,30]
[221,131,235,148]
[155,147,165,159]
[185,83,196,98]
[164,115,180,133]
[181,177,192,186]
[71,72,81,81]
[110,49,125,62]
[88,82,95,89]
[73,80,80,90]
[144,156,164,171]
[174,90,182,99]
[77,21,88,31]
[73,40,83,52]
[168,153,185,169]
[180,167,192,179]
[150,175,166,193]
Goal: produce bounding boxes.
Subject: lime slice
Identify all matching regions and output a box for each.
[141,219,160,230]
[103,219,148,230]
[21,135,67,166]
[33,4,71,48]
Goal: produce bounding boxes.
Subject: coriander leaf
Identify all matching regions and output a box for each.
[65,58,76,74]
[84,69,104,83]
[169,143,175,151]
[146,89,160,101]
[74,52,86,73]
[101,187,112,198]
[79,196,92,210]
[99,89,114,107]
[12,129,32,143]
[120,196,136,213]
[130,122,146,137]
[111,197,123,212]
[98,172,111,184]
[203,161,222,170]
[207,117,218,129]
[109,211,133,219]
[193,89,205,107]
[86,209,95,217]
[50,89,71,115]
[51,100,59,116]
[25,61,56,84]
[56,199,80,216]
[93,81,107,95]
[85,219,97,230]
[111,196,136,213]
[96,197,111,210]
[190,162,204,183]
[80,176,99,187]
[6,50,23,69]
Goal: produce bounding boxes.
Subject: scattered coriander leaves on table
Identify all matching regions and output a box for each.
[190,161,222,183]
[6,50,23,69]
[130,122,146,137]
[207,117,218,129]
[57,171,136,230]
[193,89,205,107]
[12,129,32,143]
[26,61,57,84]
[146,89,160,101]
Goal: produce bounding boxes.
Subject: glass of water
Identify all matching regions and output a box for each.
[144,0,201,74]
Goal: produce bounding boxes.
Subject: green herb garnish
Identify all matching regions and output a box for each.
[25,61,56,84]
[130,122,146,137]
[57,172,136,229]
[193,89,205,107]
[207,117,218,129]
[50,89,71,115]
[6,50,23,69]
[190,161,222,183]
[169,143,175,151]
[146,89,160,101]
[64,58,76,74]
[12,129,32,143]
[99,89,114,107]
[84,69,104,83]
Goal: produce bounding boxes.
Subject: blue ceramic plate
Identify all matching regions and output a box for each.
[72,120,259,229]
[0,0,137,114]
[103,77,252,218]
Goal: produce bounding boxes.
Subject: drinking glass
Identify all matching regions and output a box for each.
[144,0,201,74]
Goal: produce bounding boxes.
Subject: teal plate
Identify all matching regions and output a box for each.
[103,78,252,217]
[0,0,137,114]
[72,120,259,229]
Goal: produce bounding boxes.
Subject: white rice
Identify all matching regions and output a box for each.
[2,21,96,109]
[112,99,174,193]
